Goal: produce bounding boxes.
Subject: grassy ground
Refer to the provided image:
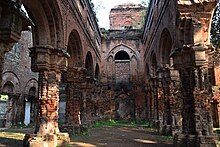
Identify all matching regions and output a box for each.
[71,120,173,147]
[0,120,173,146]
[74,120,173,142]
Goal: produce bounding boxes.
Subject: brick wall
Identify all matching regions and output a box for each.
[215,65,220,85]
[115,61,130,83]
[110,3,145,29]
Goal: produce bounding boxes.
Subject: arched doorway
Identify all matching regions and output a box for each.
[0,82,14,127]
[24,87,37,125]
[1,81,16,127]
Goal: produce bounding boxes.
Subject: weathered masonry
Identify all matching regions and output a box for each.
[0,0,219,147]
[143,0,218,146]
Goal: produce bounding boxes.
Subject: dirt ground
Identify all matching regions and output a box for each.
[70,126,173,147]
[0,125,173,147]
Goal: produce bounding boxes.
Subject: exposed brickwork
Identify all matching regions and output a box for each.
[215,66,220,85]
[0,1,219,147]
[110,3,145,29]
[143,0,218,146]
[115,62,130,83]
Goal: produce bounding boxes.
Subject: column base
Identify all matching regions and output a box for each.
[23,132,70,147]
[174,133,217,147]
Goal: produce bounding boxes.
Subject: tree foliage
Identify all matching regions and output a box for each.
[211,2,220,48]
[210,2,220,67]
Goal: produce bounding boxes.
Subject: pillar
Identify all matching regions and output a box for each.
[62,67,86,134]
[23,46,70,147]
[81,76,94,126]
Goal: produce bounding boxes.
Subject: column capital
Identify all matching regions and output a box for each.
[29,46,69,72]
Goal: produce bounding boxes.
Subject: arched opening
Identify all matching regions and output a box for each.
[2,81,14,94]
[115,51,130,60]
[159,28,172,66]
[0,82,14,127]
[210,2,220,128]
[85,51,94,78]
[24,87,37,125]
[22,0,64,47]
[67,30,83,68]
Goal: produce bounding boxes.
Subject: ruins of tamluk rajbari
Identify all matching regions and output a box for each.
[0,0,219,146]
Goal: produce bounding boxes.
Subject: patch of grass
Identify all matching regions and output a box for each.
[0,131,24,141]
[91,120,150,128]
[74,130,89,137]
[11,123,35,129]
[154,135,174,142]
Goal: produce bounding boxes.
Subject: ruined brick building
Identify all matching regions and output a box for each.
[0,0,219,146]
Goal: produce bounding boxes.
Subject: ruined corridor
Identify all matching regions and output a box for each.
[0,0,220,147]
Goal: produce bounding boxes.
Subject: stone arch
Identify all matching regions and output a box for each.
[22,0,64,47]
[2,71,20,93]
[67,30,83,68]
[159,28,173,67]
[2,81,14,94]
[24,78,38,96]
[85,51,94,77]
[108,44,138,60]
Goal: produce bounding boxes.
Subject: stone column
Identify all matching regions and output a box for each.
[62,67,86,134]
[34,71,60,135]
[173,54,216,146]
[161,79,172,135]
[170,80,183,135]
[81,76,94,126]
[23,46,70,147]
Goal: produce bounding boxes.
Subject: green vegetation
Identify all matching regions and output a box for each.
[74,130,89,137]
[154,135,174,142]
[211,1,220,48]
[0,131,24,141]
[91,119,150,128]
[11,123,35,129]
